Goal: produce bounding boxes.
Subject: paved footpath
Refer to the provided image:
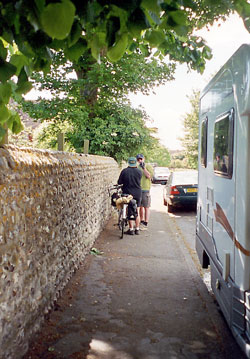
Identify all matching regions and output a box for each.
[24,186,245,359]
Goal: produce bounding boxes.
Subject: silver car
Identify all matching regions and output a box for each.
[152,167,170,185]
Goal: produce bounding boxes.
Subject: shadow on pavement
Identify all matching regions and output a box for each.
[23,201,244,359]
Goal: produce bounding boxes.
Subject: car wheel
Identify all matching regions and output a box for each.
[168,204,174,213]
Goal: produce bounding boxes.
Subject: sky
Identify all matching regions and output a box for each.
[129,14,250,151]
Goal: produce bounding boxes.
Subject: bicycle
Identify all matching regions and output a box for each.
[109,184,133,239]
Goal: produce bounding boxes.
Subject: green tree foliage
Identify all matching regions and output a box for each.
[22,51,172,162]
[170,157,188,168]
[169,150,187,168]
[142,138,171,167]
[180,89,200,168]
[34,100,156,163]
[0,0,249,141]
[33,100,172,165]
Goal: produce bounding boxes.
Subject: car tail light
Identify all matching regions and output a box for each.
[170,186,180,195]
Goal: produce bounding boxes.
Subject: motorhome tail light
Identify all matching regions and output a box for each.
[170,186,180,195]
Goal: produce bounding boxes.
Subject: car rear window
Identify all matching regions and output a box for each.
[154,167,170,174]
[172,171,198,185]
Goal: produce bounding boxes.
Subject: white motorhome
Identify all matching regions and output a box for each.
[196,44,250,357]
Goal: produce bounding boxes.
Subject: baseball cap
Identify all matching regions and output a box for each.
[136,154,144,160]
[128,157,137,167]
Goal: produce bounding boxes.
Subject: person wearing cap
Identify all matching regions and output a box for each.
[117,157,142,235]
[136,154,154,228]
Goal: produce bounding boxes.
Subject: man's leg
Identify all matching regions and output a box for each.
[128,220,134,230]
[126,209,140,235]
[125,199,139,235]
[144,207,150,223]
[124,219,135,235]
[140,193,146,224]
[139,206,144,222]
[135,208,140,228]
[141,192,151,227]
[134,207,140,235]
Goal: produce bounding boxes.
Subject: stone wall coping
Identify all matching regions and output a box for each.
[0,145,117,171]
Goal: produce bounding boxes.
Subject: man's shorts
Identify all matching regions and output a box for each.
[133,195,141,208]
[141,191,151,208]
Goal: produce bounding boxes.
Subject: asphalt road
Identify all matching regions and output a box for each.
[23,184,245,359]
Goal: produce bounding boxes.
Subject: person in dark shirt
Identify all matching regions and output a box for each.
[118,157,142,235]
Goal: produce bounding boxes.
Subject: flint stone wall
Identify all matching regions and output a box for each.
[0,145,119,359]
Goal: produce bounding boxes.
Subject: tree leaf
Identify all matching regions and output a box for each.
[139,44,150,57]
[10,54,28,76]
[68,21,82,47]
[41,0,75,40]
[141,0,161,13]
[106,16,120,47]
[90,247,104,256]
[35,0,45,13]
[107,33,128,62]
[127,8,150,36]
[90,34,101,62]
[0,83,12,105]
[86,1,103,23]
[66,38,87,61]
[50,39,67,51]
[182,0,197,9]
[170,10,188,26]
[16,68,33,94]
[243,16,250,32]
[0,60,17,82]
[15,38,35,58]
[8,112,24,134]
[0,105,11,124]
[0,40,7,60]
[2,30,14,44]
[16,81,33,95]
[173,25,189,36]
[0,125,6,141]
[145,10,161,26]
[235,1,250,32]
[202,46,212,60]
[145,30,165,47]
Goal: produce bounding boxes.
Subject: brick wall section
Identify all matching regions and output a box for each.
[0,145,119,359]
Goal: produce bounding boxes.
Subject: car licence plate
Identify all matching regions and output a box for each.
[187,188,197,193]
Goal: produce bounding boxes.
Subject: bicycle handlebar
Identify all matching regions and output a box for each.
[109,184,123,190]
[108,183,123,196]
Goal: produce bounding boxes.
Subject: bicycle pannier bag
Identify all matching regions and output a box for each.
[111,192,119,207]
[128,199,137,220]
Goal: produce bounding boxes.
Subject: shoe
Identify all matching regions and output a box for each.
[140,221,148,230]
[135,229,140,235]
[124,229,134,235]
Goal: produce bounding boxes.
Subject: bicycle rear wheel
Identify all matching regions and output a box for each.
[118,210,124,238]
[120,218,125,239]
[118,209,122,230]
[118,204,127,239]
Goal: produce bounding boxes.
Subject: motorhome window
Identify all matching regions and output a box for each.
[201,117,208,167]
[213,110,234,178]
